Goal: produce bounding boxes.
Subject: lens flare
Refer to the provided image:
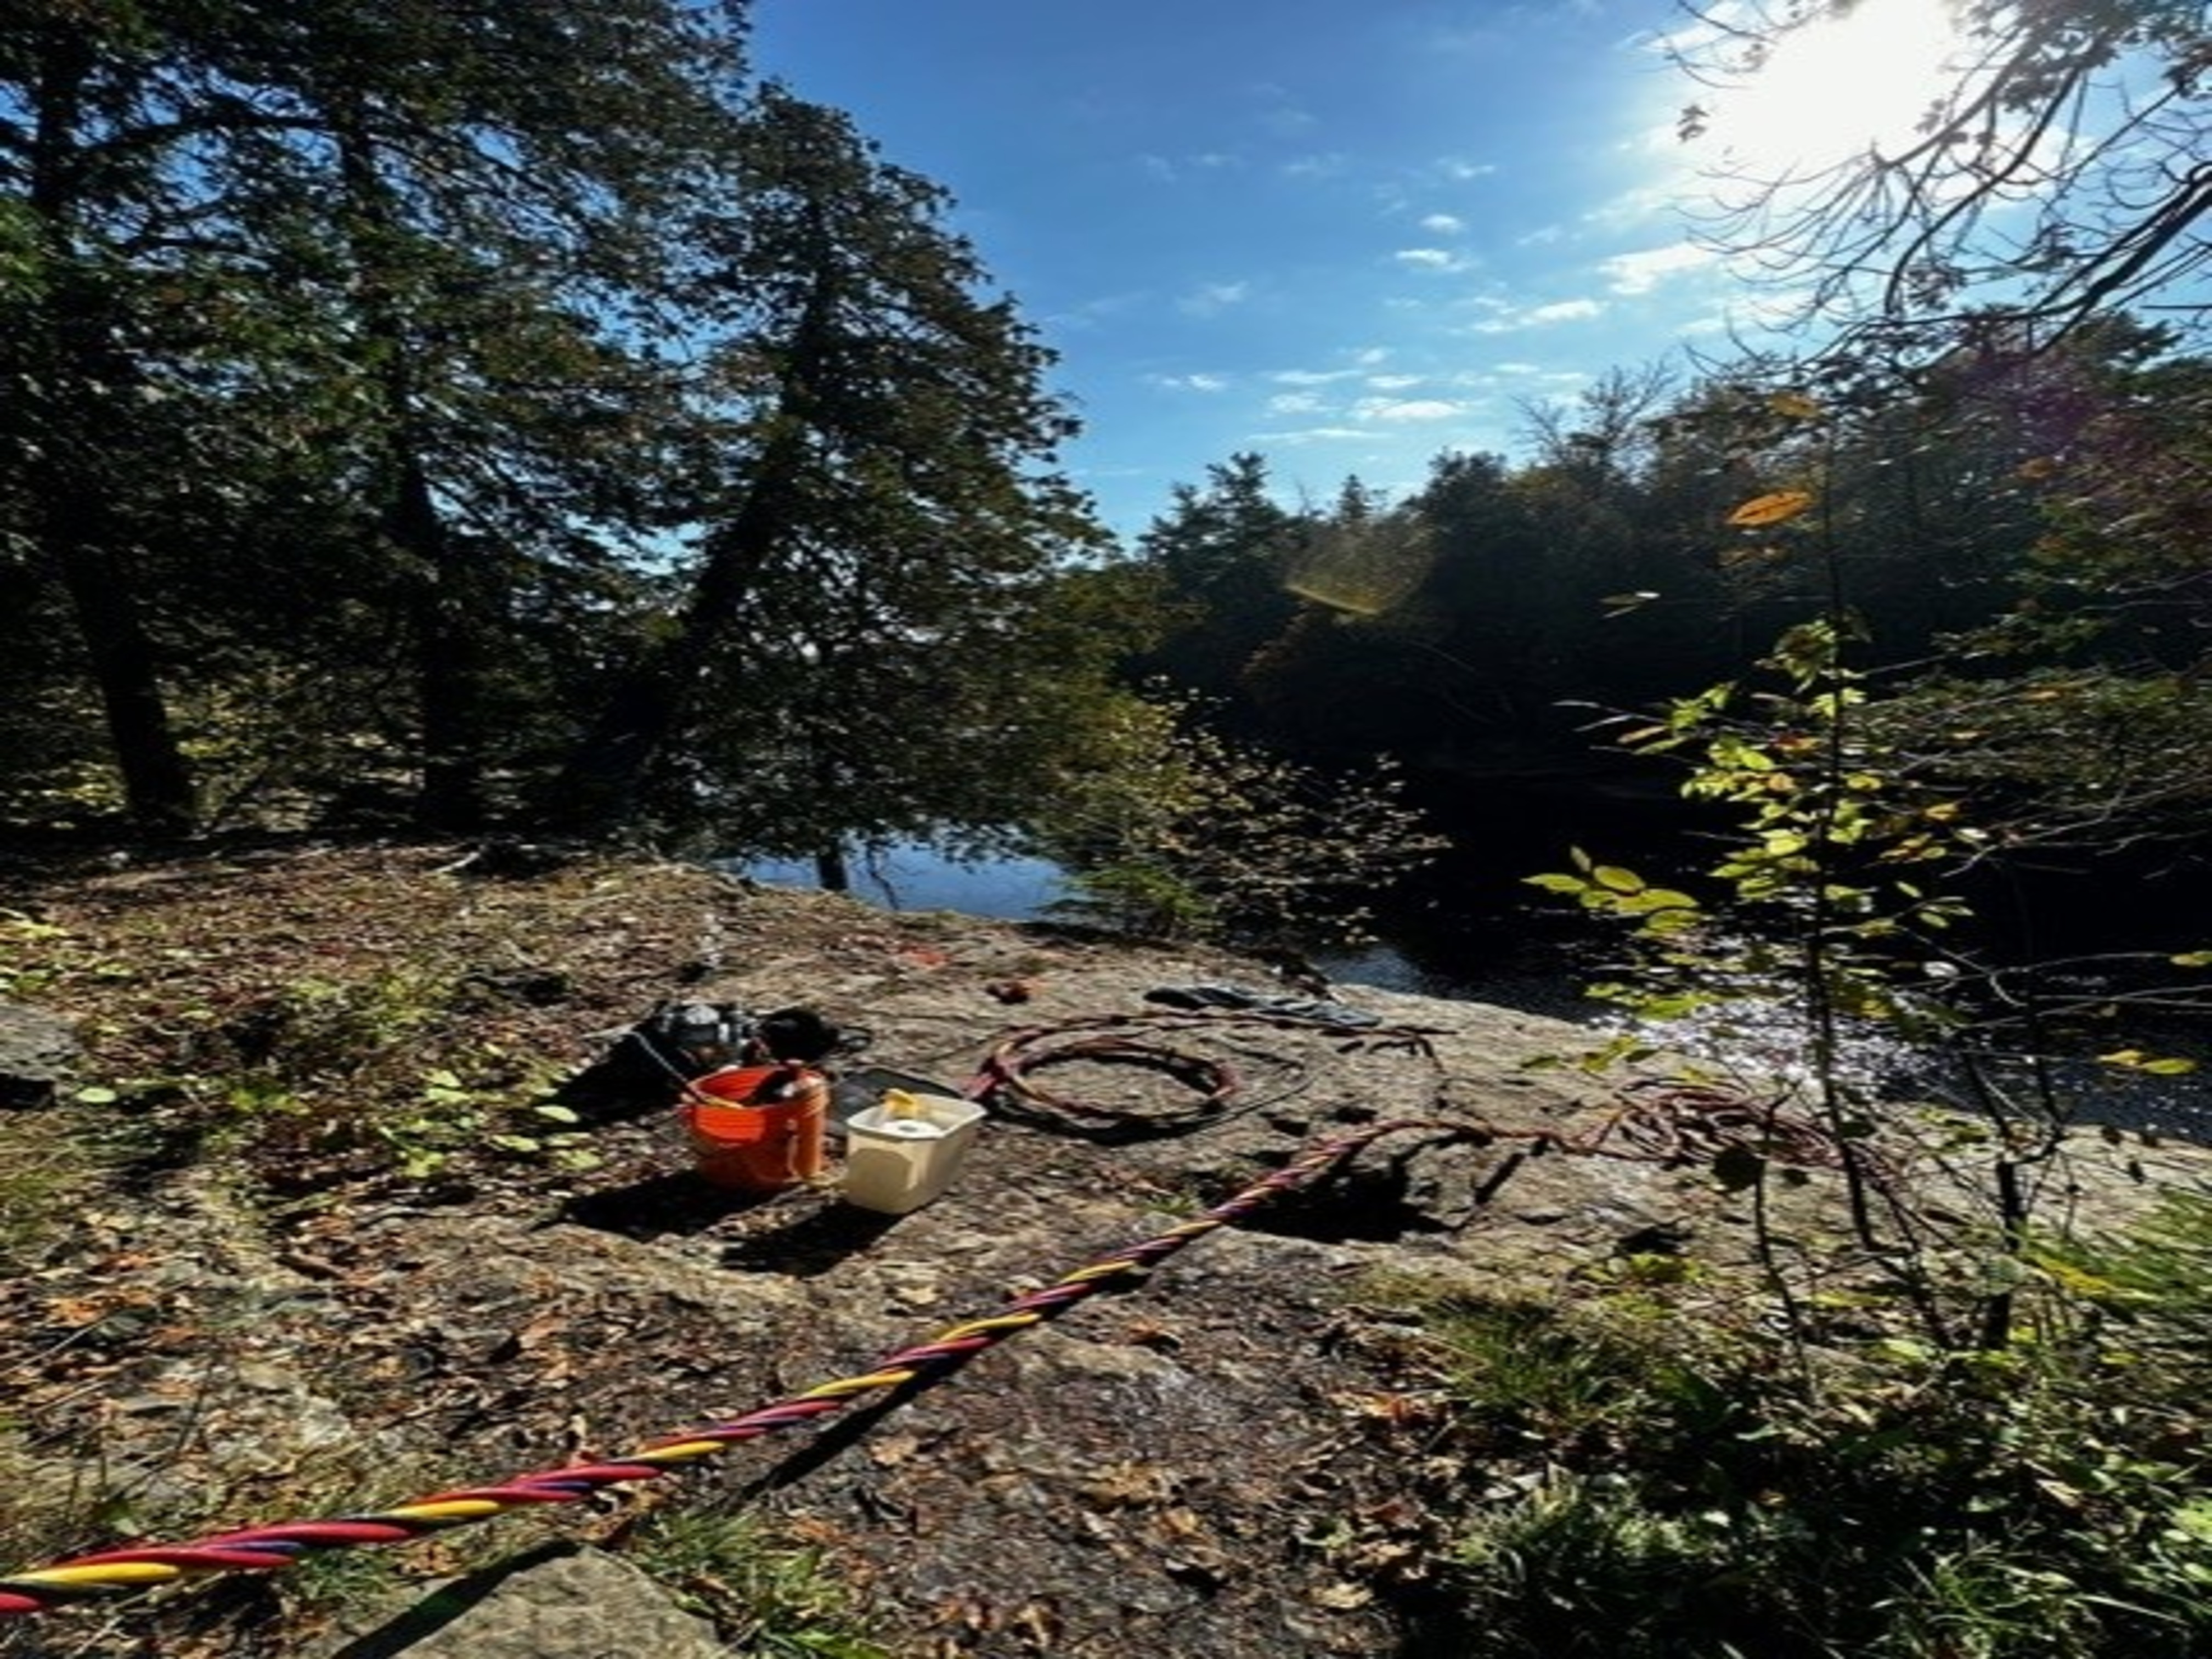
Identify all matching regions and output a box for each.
[1284,529,1435,619]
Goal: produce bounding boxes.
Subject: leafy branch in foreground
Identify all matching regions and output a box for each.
[1528,460,2207,1351]
[1534,612,1981,1297]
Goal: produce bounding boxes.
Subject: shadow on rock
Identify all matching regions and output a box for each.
[545,1051,683,1125]
[554,1170,768,1238]
[718,1200,900,1277]
[1235,1156,1454,1244]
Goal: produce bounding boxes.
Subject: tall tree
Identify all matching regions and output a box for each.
[0,1,752,832]
[552,86,1123,861]
[219,1,752,830]
[2,11,208,832]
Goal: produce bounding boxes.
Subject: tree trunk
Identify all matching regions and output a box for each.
[551,242,840,836]
[25,27,195,836]
[397,452,489,833]
[42,478,198,837]
[330,112,489,832]
[551,425,808,830]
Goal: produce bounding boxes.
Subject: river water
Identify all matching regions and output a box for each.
[738,840,2211,1144]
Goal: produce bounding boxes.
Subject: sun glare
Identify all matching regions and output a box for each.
[1698,0,1968,177]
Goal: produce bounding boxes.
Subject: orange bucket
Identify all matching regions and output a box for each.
[683,1065,828,1192]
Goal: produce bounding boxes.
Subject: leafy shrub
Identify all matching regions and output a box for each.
[1388,1210,2212,1658]
[1037,692,1443,946]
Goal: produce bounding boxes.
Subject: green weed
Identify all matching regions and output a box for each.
[628,1508,889,1658]
[1381,1206,2212,1658]
[0,1113,118,1271]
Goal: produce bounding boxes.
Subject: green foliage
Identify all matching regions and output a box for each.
[550,84,1126,842]
[629,1508,890,1658]
[0,1114,116,1273]
[1529,616,1980,1068]
[1037,693,1444,946]
[1,0,757,833]
[1390,1223,2212,1657]
[1518,409,2209,1352]
[225,977,572,1178]
[2041,1190,2212,1374]
[1123,453,1305,727]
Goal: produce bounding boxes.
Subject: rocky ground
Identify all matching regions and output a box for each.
[0,841,2202,1659]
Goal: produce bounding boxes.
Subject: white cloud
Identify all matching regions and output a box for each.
[1583,183,1675,230]
[1467,297,1607,334]
[1139,151,1247,184]
[1602,241,1717,294]
[1272,368,1361,386]
[1045,291,1148,331]
[1354,397,1463,422]
[1251,426,1372,445]
[1420,212,1467,235]
[1486,360,1593,380]
[1353,347,1392,366]
[1366,374,1425,390]
[1442,366,1577,397]
[1177,281,1251,317]
[1435,156,1500,181]
[1267,391,1326,414]
[1529,298,1605,324]
[1283,153,1350,179]
[1148,372,1229,393]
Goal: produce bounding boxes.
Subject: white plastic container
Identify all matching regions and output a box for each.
[839,1093,987,1214]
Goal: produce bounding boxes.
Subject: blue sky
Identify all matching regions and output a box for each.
[748,0,1957,540]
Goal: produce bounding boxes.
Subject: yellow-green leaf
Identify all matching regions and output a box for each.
[1768,391,1824,420]
[1592,865,1647,894]
[1727,489,1815,528]
[1524,873,1589,896]
[2099,1049,2199,1076]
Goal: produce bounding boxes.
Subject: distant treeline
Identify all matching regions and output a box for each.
[1130,329,2206,797]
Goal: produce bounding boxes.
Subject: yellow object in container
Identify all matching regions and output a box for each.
[840,1092,986,1214]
